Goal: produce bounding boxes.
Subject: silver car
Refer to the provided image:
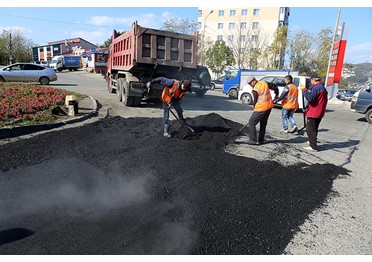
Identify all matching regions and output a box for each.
[0,62,57,85]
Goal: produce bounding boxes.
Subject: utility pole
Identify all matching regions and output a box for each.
[201,10,213,65]
[3,30,13,65]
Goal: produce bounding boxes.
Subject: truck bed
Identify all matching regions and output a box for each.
[110,22,197,72]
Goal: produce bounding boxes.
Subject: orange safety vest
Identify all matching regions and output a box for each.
[253,81,274,112]
[282,83,299,109]
[161,80,186,105]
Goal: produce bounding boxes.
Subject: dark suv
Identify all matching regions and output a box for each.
[351,84,372,124]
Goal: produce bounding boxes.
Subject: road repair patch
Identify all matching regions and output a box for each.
[0,113,349,254]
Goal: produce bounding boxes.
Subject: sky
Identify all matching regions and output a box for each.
[1,1,371,64]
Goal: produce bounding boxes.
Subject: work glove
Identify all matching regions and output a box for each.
[146,81,151,88]
[299,84,306,91]
[273,99,278,103]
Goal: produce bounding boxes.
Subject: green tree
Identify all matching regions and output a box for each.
[162,17,198,34]
[265,26,288,69]
[205,40,235,75]
[314,27,333,81]
[99,31,125,48]
[0,29,35,65]
[286,29,316,74]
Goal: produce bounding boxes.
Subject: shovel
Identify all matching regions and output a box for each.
[168,107,195,133]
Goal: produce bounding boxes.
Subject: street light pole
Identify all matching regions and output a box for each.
[201,10,213,65]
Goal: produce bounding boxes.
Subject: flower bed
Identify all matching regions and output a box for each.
[0,82,72,127]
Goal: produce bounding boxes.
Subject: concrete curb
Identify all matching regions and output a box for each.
[0,96,98,140]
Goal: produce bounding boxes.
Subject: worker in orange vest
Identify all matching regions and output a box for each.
[147,77,192,137]
[273,75,299,133]
[246,76,278,145]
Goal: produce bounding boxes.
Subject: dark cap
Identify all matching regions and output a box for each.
[182,79,191,89]
[310,74,321,80]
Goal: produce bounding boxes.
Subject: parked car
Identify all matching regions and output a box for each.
[351,84,372,124]
[238,75,311,109]
[0,62,57,85]
[336,89,347,100]
[340,89,356,102]
[209,75,224,90]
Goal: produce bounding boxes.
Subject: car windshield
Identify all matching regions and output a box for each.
[51,59,58,63]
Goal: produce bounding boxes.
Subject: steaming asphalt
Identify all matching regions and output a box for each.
[0,113,349,254]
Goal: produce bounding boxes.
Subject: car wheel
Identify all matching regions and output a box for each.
[39,77,50,85]
[209,83,215,90]
[228,89,238,99]
[241,93,253,105]
[366,108,372,124]
[0,76,5,82]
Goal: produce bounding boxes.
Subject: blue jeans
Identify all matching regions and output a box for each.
[163,101,184,125]
[281,108,297,130]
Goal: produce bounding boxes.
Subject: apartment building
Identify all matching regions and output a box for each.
[198,7,290,70]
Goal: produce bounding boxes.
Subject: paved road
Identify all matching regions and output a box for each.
[1,70,371,254]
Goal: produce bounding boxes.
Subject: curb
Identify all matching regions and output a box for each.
[0,96,98,140]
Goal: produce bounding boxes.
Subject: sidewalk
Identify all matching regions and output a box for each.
[0,96,98,139]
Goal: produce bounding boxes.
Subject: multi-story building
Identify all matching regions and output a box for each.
[198,7,290,70]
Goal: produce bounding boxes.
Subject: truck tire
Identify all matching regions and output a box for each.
[228,89,238,99]
[198,71,211,87]
[117,78,123,102]
[241,93,253,105]
[366,108,372,124]
[122,79,134,106]
[107,77,115,93]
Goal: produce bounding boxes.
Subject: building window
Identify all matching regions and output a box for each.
[252,22,259,29]
[240,22,247,29]
[240,35,246,42]
[251,35,258,42]
[228,35,234,41]
[230,10,236,16]
[253,9,260,16]
[218,23,224,29]
[218,10,224,16]
[241,9,248,16]
[229,23,235,29]
[280,7,285,14]
[198,10,202,17]
[217,35,223,41]
[198,22,202,30]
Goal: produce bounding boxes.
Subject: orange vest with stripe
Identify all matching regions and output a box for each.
[253,81,274,112]
[282,83,299,109]
[161,80,185,105]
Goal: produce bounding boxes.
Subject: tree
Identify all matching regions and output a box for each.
[265,26,288,69]
[0,29,35,65]
[205,40,235,75]
[313,27,333,81]
[286,29,317,74]
[162,17,198,35]
[99,31,125,48]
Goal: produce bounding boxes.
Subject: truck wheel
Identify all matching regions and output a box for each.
[117,78,123,102]
[39,77,50,85]
[366,108,372,124]
[122,79,134,106]
[107,78,115,93]
[228,89,238,99]
[241,93,253,105]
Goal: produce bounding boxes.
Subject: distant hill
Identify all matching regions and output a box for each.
[355,63,372,71]
[346,63,372,85]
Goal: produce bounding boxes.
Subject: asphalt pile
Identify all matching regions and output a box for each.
[0,113,349,254]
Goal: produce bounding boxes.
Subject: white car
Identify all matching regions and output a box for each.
[238,75,311,109]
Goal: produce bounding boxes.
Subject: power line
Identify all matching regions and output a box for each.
[0,13,114,28]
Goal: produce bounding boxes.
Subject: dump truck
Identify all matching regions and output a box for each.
[49,55,81,72]
[105,21,211,107]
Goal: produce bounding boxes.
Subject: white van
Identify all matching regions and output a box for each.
[238,75,312,109]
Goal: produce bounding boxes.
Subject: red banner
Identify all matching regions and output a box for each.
[327,40,347,86]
